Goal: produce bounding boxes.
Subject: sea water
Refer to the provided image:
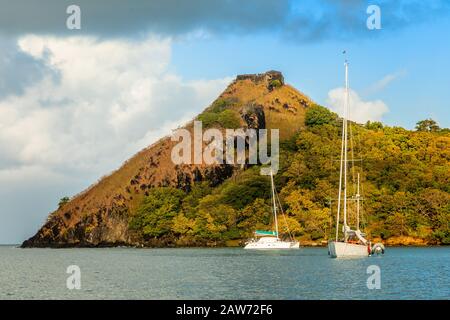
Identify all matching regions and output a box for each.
[0,246,448,299]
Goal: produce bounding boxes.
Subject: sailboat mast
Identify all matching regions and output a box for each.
[343,61,349,241]
[356,173,360,230]
[270,169,279,239]
[335,61,347,242]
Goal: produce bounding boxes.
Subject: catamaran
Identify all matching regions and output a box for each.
[244,169,299,250]
[328,60,385,258]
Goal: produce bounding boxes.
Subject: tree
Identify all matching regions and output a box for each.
[193,211,226,241]
[182,182,212,218]
[365,121,384,130]
[58,196,70,208]
[386,212,410,236]
[305,104,337,127]
[197,109,241,129]
[237,198,272,236]
[130,187,185,238]
[279,216,303,236]
[415,119,440,132]
[269,79,282,89]
[172,213,196,236]
[219,169,271,209]
[217,109,241,129]
[197,112,219,128]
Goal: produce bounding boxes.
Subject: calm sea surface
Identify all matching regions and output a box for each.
[0,246,448,299]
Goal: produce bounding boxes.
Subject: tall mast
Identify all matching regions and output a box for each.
[335,60,350,242]
[356,173,360,231]
[343,61,349,241]
[335,118,344,241]
[270,169,279,239]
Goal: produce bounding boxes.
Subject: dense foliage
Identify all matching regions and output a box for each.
[197,98,241,129]
[130,105,450,245]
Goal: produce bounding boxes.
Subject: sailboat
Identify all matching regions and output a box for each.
[244,169,299,249]
[328,60,385,258]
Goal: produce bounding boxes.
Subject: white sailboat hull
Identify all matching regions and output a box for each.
[244,237,299,250]
[328,241,369,258]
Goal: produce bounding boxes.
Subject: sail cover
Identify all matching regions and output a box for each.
[255,230,278,236]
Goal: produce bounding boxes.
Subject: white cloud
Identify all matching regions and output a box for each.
[0,35,231,243]
[326,87,389,123]
[1,35,230,172]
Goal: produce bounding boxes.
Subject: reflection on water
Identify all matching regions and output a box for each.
[0,246,448,299]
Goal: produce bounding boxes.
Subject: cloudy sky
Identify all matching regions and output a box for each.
[0,0,449,243]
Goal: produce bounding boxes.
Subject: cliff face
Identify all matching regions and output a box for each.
[22,71,313,247]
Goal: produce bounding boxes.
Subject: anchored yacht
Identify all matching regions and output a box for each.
[328,59,385,258]
[244,169,299,250]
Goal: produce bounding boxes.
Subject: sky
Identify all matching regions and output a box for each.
[0,0,449,243]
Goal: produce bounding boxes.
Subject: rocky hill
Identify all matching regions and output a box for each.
[22,71,315,247]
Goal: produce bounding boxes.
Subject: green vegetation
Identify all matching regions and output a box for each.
[304,104,338,127]
[415,118,440,132]
[365,121,384,131]
[210,98,230,113]
[129,188,185,237]
[130,108,450,245]
[269,79,282,89]
[217,109,241,129]
[197,98,241,129]
[130,168,274,244]
[58,196,70,208]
